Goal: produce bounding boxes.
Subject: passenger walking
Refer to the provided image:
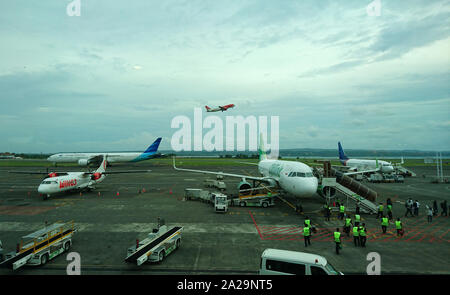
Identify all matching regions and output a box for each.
[359,223,367,247]
[426,206,433,223]
[433,201,438,216]
[352,225,360,247]
[303,222,311,247]
[413,200,420,216]
[395,218,403,237]
[334,228,342,255]
[381,216,389,234]
[404,198,413,217]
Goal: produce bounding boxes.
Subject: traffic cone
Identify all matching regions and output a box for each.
[116,191,120,197]
[142,188,146,193]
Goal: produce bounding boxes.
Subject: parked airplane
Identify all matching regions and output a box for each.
[205,104,235,112]
[173,134,318,198]
[47,137,162,166]
[10,156,150,200]
[338,142,394,175]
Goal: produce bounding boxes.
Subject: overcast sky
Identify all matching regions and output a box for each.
[0,0,449,153]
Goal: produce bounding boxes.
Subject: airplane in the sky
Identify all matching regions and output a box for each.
[10,156,150,200]
[337,142,395,175]
[205,104,235,112]
[173,134,318,199]
[47,137,162,166]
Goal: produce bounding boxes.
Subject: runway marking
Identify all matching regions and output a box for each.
[249,211,263,240]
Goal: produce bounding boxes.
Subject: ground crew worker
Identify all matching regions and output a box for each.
[344,216,352,237]
[339,204,345,220]
[324,204,331,221]
[334,228,341,255]
[395,218,403,237]
[387,204,393,220]
[359,223,367,247]
[377,203,384,219]
[352,225,360,247]
[303,222,311,247]
[355,214,361,227]
[381,216,389,234]
[305,216,311,228]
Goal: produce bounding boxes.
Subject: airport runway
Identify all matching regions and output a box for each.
[0,162,449,275]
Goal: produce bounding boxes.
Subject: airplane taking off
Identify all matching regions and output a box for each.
[173,134,318,198]
[338,142,395,175]
[47,137,162,166]
[205,104,235,112]
[10,156,151,200]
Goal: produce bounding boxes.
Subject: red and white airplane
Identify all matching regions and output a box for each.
[9,156,150,200]
[205,104,235,112]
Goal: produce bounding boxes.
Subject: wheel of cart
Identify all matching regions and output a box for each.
[64,240,71,252]
[262,201,268,208]
[158,250,165,263]
[176,238,181,249]
[240,201,246,207]
[40,253,49,265]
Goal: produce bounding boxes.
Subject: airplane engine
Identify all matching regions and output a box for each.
[78,159,89,166]
[237,180,252,191]
[91,172,102,180]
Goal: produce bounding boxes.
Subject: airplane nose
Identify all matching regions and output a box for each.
[38,185,44,194]
[304,178,319,197]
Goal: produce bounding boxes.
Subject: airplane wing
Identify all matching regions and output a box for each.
[82,170,151,176]
[173,157,268,182]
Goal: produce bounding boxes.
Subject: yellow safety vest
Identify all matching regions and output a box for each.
[355,215,361,222]
[395,221,402,229]
[334,232,341,242]
[303,227,310,236]
[305,220,311,227]
[345,218,351,226]
[353,226,359,236]
[382,217,388,226]
[379,205,384,211]
[340,205,345,213]
[359,227,366,236]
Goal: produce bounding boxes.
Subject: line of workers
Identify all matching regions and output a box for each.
[302,202,404,255]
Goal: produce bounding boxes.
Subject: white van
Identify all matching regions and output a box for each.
[259,249,342,275]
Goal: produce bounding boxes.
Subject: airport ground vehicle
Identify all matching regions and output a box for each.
[259,249,342,275]
[233,186,276,208]
[204,179,226,191]
[184,188,210,202]
[125,219,183,266]
[0,221,76,270]
[383,174,395,183]
[394,174,404,183]
[213,193,228,213]
[368,173,383,183]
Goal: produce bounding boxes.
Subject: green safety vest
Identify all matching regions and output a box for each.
[303,227,310,236]
[395,221,402,229]
[334,232,341,242]
[379,205,384,211]
[359,227,366,236]
[355,215,361,222]
[345,218,351,226]
[382,217,388,226]
[352,226,359,236]
[340,205,345,213]
[387,204,392,212]
[305,220,311,227]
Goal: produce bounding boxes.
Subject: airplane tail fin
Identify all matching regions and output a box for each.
[258,133,267,161]
[96,155,108,173]
[338,142,349,164]
[143,137,162,154]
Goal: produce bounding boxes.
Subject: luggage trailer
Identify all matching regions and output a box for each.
[0,221,76,271]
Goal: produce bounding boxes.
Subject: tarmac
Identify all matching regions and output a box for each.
[0,161,449,275]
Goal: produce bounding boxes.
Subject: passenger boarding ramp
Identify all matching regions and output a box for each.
[318,162,378,214]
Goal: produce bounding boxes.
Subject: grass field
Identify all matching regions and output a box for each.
[0,157,446,168]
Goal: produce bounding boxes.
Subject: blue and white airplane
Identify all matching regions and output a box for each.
[338,142,395,175]
[47,137,162,166]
